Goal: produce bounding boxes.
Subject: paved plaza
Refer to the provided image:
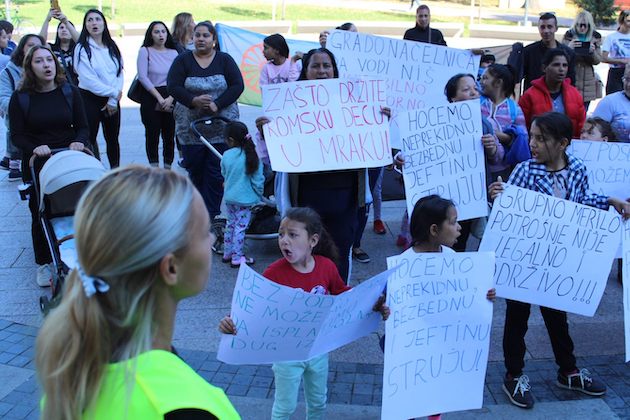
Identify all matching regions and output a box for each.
[0,27,628,418]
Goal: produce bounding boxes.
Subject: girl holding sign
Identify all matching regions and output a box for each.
[488,112,630,409]
[220,207,389,420]
[398,195,496,420]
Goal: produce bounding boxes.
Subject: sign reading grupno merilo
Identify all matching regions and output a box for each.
[480,185,622,316]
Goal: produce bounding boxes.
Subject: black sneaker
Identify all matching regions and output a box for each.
[557,368,606,396]
[0,157,8,170]
[8,168,21,182]
[212,235,224,255]
[352,247,371,263]
[503,374,534,409]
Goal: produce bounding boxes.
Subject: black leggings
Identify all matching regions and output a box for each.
[80,89,121,168]
[140,86,175,166]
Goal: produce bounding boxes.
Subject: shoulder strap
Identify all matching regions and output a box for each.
[61,83,73,111]
[17,91,29,117]
[5,68,15,90]
[507,98,517,124]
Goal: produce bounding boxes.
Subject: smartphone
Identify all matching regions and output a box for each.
[574,41,591,56]
[50,0,59,10]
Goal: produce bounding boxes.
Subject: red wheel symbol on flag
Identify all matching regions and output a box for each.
[241,43,266,94]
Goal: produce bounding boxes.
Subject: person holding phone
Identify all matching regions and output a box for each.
[563,10,602,112]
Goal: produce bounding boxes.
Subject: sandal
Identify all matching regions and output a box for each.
[230,256,255,268]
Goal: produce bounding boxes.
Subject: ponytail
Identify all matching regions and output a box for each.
[225,121,260,175]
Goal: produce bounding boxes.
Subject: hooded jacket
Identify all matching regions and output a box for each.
[518,76,585,138]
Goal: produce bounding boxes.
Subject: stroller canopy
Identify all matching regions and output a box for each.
[38,150,106,212]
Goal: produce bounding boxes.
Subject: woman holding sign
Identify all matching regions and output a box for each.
[167,21,244,222]
[488,112,630,409]
[284,48,388,282]
[36,167,239,419]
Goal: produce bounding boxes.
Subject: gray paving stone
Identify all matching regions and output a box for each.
[350,393,372,405]
[5,404,32,419]
[0,401,11,415]
[352,383,373,395]
[226,384,249,397]
[246,386,269,398]
[231,374,253,386]
[6,355,29,368]
[251,376,273,387]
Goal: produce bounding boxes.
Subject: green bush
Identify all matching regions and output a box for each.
[575,0,619,26]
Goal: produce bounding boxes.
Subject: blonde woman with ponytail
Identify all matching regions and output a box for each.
[35,166,240,420]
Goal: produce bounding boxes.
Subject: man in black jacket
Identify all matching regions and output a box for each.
[522,12,575,92]
[403,5,447,46]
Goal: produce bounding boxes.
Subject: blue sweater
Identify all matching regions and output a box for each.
[221,148,264,206]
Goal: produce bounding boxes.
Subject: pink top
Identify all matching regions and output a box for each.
[137,46,179,90]
[259,59,301,86]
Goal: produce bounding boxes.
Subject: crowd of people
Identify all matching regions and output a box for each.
[0,3,625,419]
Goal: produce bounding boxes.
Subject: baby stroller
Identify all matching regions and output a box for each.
[21,149,106,314]
[190,116,280,253]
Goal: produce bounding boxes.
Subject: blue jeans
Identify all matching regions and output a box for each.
[181,143,227,220]
[271,353,328,420]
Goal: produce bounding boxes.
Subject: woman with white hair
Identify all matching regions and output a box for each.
[35,166,240,419]
[563,10,602,111]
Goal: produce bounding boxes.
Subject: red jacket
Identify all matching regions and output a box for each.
[518,77,585,138]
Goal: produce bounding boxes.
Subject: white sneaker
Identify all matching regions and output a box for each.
[36,264,52,287]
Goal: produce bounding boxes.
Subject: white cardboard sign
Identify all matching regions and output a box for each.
[479,184,622,316]
[217,264,391,364]
[399,100,487,221]
[568,140,630,198]
[382,251,494,420]
[261,77,391,172]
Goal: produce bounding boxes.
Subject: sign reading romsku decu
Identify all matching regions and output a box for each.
[261,77,392,172]
[217,265,391,364]
[479,185,622,316]
[383,251,494,420]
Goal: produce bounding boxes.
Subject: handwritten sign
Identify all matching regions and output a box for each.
[217,265,391,364]
[623,221,630,362]
[383,251,494,419]
[568,140,630,198]
[261,77,391,172]
[399,100,487,221]
[479,185,622,316]
[326,30,479,148]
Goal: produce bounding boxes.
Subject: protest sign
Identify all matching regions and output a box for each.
[567,140,630,198]
[217,265,391,364]
[383,251,494,420]
[326,30,479,148]
[479,185,622,316]
[623,221,630,362]
[261,77,392,172]
[399,100,487,221]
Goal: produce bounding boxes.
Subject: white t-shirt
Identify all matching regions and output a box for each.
[602,31,630,68]
[593,91,630,142]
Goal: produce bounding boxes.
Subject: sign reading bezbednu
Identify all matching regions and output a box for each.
[479,185,622,316]
[567,140,630,198]
[217,265,391,364]
[326,30,478,115]
[400,100,487,221]
[261,77,391,172]
[383,252,494,419]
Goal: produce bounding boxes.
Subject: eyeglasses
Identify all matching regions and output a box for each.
[578,23,588,28]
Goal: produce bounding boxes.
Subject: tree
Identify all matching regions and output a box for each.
[575,0,619,27]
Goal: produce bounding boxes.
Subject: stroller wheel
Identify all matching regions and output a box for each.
[39,295,49,313]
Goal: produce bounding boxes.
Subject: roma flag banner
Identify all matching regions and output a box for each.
[216,23,319,106]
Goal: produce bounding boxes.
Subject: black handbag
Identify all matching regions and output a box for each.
[127,47,148,103]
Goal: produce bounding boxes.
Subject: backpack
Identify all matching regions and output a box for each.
[507,42,524,84]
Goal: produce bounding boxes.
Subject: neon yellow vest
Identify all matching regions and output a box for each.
[84,350,240,419]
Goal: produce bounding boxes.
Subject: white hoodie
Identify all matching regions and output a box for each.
[74,37,124,107]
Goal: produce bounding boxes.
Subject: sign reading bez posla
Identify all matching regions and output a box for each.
[217,265,391,364]
[383,252,494,420]
[479,185,622,316]
[400,100,487,221]
[261,78,391,172]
